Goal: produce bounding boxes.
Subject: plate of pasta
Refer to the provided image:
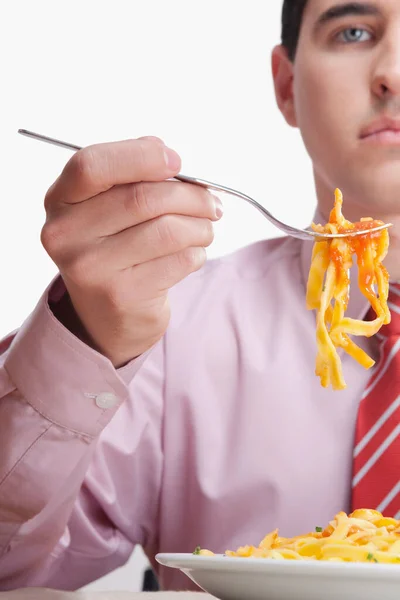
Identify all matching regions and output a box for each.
[156,510,400,600]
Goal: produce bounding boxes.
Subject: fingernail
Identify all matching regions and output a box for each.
[164,147,181,171]
[213,195,224,219]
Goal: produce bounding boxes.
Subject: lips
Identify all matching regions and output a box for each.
[360,117,400,140]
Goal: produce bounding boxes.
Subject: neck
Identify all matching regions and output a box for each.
[314,176,400,282]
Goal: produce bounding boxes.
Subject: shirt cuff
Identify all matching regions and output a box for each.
[4,276,150,438]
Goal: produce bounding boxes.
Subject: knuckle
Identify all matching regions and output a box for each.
[44,182,57,212]
[40,219,65,258]
[127,182,153,219]
[156,214,180,249]
[44,191,52,213]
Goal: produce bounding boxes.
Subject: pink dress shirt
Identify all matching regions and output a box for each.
[0,228,377,592]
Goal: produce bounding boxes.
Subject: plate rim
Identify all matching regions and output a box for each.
[155,552,400,579]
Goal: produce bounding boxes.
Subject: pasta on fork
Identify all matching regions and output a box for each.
[306,189,391,390]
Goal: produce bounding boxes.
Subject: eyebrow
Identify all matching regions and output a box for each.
[315,2,381,30]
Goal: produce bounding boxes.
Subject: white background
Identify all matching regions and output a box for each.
[1,0,317,592]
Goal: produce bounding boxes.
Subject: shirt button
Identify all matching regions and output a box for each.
[95,392,118,409]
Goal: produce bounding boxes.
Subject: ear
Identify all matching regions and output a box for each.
[271,45,297,128]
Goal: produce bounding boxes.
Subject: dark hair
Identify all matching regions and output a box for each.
[281,0,309,61]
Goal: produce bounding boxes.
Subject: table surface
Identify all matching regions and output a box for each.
[1,591,213,600]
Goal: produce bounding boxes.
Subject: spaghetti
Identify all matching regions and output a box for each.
[306,189,391,390]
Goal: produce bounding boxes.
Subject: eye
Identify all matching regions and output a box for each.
[336,27,373,43]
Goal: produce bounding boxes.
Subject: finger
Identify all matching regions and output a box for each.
[129,247,207,298]
[62,181,223,240]
[95,215,214,272]
[46,138,181,207]
[138,135,165,143]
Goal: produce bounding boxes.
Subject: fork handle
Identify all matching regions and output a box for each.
[17,128,309,239]
[19,129,82,152]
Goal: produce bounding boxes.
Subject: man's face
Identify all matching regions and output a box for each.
[288,0,400,219]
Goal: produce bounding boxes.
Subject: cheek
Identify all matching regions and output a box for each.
[294,69,340,150]
[293,58,366,160]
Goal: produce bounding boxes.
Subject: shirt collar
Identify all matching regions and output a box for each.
[300,208,370,323]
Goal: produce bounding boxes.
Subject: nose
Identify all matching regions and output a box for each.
[371,36,400,100]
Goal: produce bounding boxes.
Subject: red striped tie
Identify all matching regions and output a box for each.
[351,284,400,518]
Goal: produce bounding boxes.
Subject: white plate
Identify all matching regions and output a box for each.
[155,553,400,600]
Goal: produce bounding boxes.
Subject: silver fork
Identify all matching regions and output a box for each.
[18,129,391,241]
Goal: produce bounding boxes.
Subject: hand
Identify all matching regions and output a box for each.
[41,137,223,366]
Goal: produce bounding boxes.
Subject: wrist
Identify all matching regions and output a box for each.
[49,286,142,367]
[49,287,97,349]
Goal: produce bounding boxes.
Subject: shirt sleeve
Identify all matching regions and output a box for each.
[0,279,164,591]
